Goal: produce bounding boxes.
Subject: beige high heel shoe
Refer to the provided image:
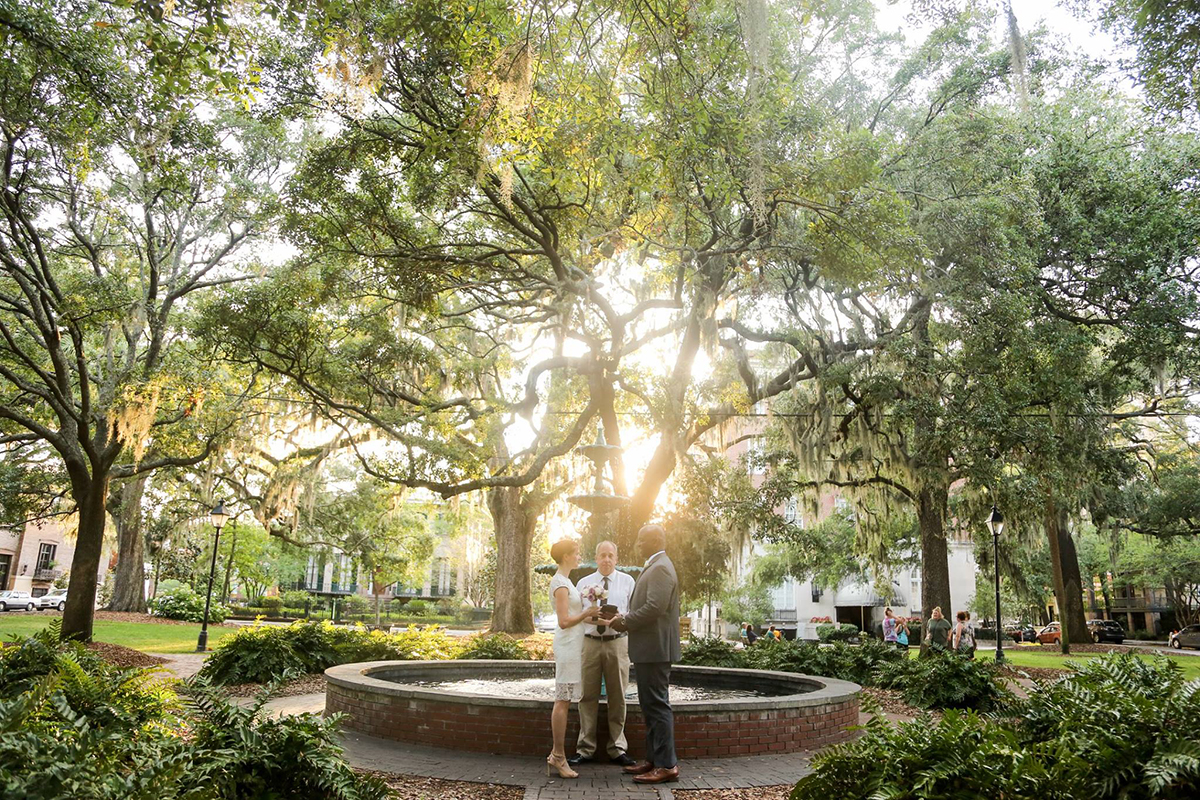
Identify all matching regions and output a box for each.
[546,753,579,779]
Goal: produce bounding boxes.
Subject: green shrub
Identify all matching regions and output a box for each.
[186,678,389,800]
[816,623,859,643]
[793,653,1200,800]
[340,594,369,616]
[198,621,462,685]
[875,651,1012,711]
[404,599,430,616]
[148,584,229,623]
[741,637,904,685]
[679,636,748,668]
[456,632,530,660]
[0,625,386,800]
[435,598,459,616]
[260,596,284,613]
[281,590,311,608]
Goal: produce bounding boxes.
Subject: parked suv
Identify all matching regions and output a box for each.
[0,590,35,611]
[36,587,68,611]
[1088,619,1126,644]
[1171,624,1200,650]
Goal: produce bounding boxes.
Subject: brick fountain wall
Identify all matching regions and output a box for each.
[325,661,860,758]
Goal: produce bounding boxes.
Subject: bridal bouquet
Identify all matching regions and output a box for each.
[584,585,608,605]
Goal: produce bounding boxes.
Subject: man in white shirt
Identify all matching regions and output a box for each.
[569,540,637,767]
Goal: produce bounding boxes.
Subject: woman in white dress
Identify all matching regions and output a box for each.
[546,538,600,779]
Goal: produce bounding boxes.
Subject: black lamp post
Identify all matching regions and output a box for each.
[196,501,229,652]
[987,505,1006,663]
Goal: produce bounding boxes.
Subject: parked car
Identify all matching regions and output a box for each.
[534,613,558,632]
[0,590,35,612]
[36,587,68,611]
[1170,624,1200,650]
[1036,622,1062,645]
[1087,619,1126,644]
[1006,624,1038,643]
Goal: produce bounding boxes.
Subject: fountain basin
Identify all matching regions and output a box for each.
[325,660,860,758]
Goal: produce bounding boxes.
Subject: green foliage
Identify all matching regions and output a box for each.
[875,653,1013,711]
[148,584,229,624]
[0,621,386,800]
[680,636,905,688]
[721,582,774,627]
[816,623,859,643]
[198,621,462,685]
[340,594,370,617]
[281,590,312,608]
[456,633,530,661]
[185,678,390,800]
[403,599,430,616]
[792,653,1200,799]
[679,637,748,669]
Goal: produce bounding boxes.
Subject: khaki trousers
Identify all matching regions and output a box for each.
[576,635,630,758]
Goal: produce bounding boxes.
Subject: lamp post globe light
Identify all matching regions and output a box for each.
[987,505,1005,663]
[196,501,230,652]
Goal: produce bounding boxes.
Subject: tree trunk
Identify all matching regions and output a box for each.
[1044,497,1088,653]
[108,475,148,612]
[61,470,111,641]
[488,485,536,635]
[917,483,952,654]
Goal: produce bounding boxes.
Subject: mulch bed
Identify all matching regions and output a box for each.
[92,610,237,626]
[85,641,169,669]
[220,673,327,698]
[359,770,523,800]
[677,788,794,800]
[1001,664,1069,683]
[859,686,941,720]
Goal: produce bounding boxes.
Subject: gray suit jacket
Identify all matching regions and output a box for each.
[625,552,682,664]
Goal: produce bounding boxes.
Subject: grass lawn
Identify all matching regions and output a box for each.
[0,615,239,653]
[998,648,1200,681]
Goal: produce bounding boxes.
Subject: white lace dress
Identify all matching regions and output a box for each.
[550,572,584,702]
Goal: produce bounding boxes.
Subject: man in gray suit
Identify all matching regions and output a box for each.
[606,523,681,785]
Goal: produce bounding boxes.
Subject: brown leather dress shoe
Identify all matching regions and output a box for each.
[622,760,655,775]
[633,766,680,784]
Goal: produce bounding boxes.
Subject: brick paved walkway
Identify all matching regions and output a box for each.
[340,730,815,799]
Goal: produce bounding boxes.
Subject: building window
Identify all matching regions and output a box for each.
[36,543,56,573]
[771,578,795,611]
[0,554,10,588]
[911,577,921,608]
[305,556,323,590]
[811,584,822,602]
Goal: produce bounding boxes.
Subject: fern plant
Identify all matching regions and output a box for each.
[792,653,1200,799]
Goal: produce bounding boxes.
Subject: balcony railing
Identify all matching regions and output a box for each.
[328,582,357,595]
[33,568,61,582]
[285,579,325,593]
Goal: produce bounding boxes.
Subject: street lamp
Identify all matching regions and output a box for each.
[987,505,1005,663]
[196,501,229,652]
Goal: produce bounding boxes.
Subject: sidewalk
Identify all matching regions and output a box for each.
[340,730,815,800]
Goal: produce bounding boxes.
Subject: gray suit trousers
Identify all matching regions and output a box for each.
[635,661,676,769]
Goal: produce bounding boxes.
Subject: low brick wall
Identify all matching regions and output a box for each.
[325,661,859,758]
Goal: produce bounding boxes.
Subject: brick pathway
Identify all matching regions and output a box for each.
[339,730,814,799]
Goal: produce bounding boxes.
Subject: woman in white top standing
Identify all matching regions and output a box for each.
[546,538,600,779]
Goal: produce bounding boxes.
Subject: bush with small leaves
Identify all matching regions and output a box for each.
[679,636,748,668]
[815,623,859,643]
[456,632,531,660]
[198,621,462,685]
[148,583,229,623]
